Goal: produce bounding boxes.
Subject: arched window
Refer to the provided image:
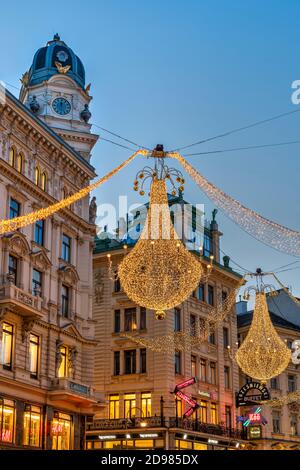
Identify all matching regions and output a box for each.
[9,147,15,167]
[35,166,40,186]
[41,171,47,191]
[16,153,23,173]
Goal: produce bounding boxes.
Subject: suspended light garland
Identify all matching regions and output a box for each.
[118,177,203,320]
[123,278,244,352]
[235,272,291,383]
[170,153,300,257]
[264,390,300,408]
[0,150,147,235]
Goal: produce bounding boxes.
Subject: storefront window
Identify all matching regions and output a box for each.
[124,394,136,419]
[135,439,154,448]
[1,323,14,369]
[194,442,208,450]
[103,440,121,449]
[52,412,72,450]
[0,398,15,443]
[141,392,151,417]
[175,439,192,449]
[23,405,41,447]
[109,395,120,419]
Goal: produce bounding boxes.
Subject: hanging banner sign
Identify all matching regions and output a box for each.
[175,377,197,391]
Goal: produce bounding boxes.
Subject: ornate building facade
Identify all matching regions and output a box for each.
[0,35,98,449]
[237,291,300,450]
[88,200,245,450]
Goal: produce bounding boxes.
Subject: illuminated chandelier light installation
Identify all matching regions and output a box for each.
[0,150,147,235]
[118,171,203,320]
[264,390,300,408]
[124,278,244,352]
[235,272,291,383]
[170,153,300,257]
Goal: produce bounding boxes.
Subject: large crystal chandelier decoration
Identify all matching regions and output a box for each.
[118,146,203,320]
[236,269,291,383]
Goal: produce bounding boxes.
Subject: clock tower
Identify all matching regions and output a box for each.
[19,34,98,160]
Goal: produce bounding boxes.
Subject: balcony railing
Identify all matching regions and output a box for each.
[87,416,243,439]
[51,378,95,399]
[0,282,42,317]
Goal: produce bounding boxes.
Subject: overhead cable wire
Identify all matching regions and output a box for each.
[182,140,300,157]
[171,108,300,152]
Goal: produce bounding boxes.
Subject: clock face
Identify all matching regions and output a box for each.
[52,97,71,116]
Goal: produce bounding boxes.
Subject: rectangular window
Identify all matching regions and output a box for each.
[191,355,196,377]
[114,310,120,333]
[190,314,196,336]
[8,255,18,285]
[176,398,183,418]
[124,308,137,332]
[23,404,41,447]
[113,351,120,376]
[225,405,232,428]
[208,285,214,306]
[32,269,42,296]
[0,398,15,443]
[200,401,208,423]
[199,358,206,382]
[140,348,147,373]
[273,411,281,434]
[203,233,212,257]
[124,394,136,419]
[61,234,71,263]
[52,412,72,450]
[222,291,228,305]
[270,377,280,390]
[223,327,229,348]
[34,220,44,246]
[174,308,181,332]
[1,323,13,370]
[209,332,216,345]
[124,350,136,374]
[61,285,70,318]
[210,362,217,385]
[140,307,146,330]
[288,375,296,392]
[211,403,218,424]
[114,275,121,293]
[109,395,120,419]
[58,346,68,378]
[291,415,298,436]
[29,334,39,378]
[198,283,205,302]
[9,198,20,219]
[141,392,151,417]
[175,351,181,375]
[224,366,231,389]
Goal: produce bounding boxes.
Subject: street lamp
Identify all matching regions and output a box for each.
[125,407,147,449]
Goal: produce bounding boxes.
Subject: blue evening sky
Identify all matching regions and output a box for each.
[1,0,300,296]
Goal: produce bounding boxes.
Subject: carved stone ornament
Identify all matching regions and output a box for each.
[21,317,35,343]
[94,270,104,304]
[5,233,30,257]
[68,347,78,379]
[55,339,64,377]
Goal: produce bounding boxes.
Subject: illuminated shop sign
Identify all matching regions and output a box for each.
[98,435,117,440]
[174,377,200,418]
[248,425,262,440]
[139,434,159,438]
[237,406,267,427]
[236,382,270,407]
[208,439,219,445]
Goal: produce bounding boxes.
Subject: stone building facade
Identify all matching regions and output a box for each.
[88,201,245,450]
[0,36,98,449]
[237,290,300,450]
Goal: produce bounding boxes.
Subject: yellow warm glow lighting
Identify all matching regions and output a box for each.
[236,292,291,382]
[140,422,147,428]
[0,150,148,235]
[118,178,203,320]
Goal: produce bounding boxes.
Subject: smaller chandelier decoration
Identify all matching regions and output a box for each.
[235,269,291,384]
[119,148,203,320]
